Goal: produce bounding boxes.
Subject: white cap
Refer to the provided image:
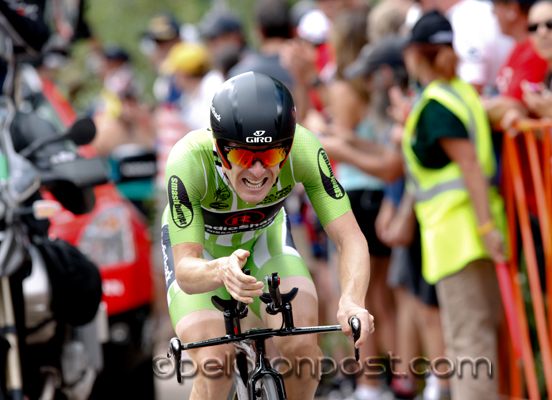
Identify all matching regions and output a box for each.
[297,9,330,45]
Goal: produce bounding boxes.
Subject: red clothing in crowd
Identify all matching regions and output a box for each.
[495,38,548,101]
[496,38,547,216]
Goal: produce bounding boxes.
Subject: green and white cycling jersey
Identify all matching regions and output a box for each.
[163,124,351,326]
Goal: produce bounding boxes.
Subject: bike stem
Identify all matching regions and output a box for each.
[223,308,242,335]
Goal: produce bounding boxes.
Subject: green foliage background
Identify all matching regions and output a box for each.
[60,0,272,112]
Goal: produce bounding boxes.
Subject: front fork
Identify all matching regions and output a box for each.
[0,276,23,400]
[248,338,286,400]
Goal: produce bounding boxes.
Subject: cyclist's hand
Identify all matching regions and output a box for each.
[218,249,264,303]
[337,303,374,348]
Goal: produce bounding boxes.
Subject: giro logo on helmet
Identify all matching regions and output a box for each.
[211,104,221,122]
[247,130,272,143]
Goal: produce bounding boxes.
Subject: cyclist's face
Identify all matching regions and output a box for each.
[222,143,282,204]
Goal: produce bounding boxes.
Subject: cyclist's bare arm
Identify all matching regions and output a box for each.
[172,242,264,303]
[324,210,374,347]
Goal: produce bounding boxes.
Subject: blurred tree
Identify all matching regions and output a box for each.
[57,0,263,112]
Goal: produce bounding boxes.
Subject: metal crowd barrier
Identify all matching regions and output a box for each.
[500,119,552,399]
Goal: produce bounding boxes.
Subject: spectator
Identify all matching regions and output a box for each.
[91,45,154,157]
[401,11,506,399]
[521,0,552,118]
[509,0,552,293]
[417,0,513,94]
[143,12,181,70]
[160,42,224,132]
[486,0,548,296]
[280,0,359,117]
[141,12,183,104]
[227,0,295,89]
[367,0,413,42]
[485,0,547,126]
[199,11,245,63]
[290,0,317,35]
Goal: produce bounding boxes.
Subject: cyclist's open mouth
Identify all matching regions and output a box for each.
[243,177,268,189]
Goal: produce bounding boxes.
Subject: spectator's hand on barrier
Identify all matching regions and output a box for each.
[218,250,263,303]
[482,228,506,264]
[521,80,552,119]
[501,107,528,132]
[337,301,374,348]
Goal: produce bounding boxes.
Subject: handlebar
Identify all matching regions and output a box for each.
[169,271,364,384]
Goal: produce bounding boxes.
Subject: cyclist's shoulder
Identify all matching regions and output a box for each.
[290,124,321,155]
[175,127,214,151]
[168,127,215,163]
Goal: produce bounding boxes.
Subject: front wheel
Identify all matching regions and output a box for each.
[258,375,279,400]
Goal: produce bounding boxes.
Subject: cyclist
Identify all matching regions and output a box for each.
[161,71,374,400]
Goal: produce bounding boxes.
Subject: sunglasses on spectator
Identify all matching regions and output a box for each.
[222,145,290,168]
[528,20,552,33]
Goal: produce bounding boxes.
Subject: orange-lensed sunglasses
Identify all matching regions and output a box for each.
[221,145,290,169]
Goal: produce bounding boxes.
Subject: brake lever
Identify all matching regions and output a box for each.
[349,316,361,361]
[167,337,182,384]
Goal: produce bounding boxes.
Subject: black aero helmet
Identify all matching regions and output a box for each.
[210,72,296,168]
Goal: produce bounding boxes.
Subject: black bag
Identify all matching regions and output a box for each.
[34,237,102,326]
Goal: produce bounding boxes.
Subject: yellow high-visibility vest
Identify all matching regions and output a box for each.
[402,77,505,284]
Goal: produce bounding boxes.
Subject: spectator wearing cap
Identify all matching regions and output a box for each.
[154,42,223,190]
[416,0,513,94]
[143,12,181,70]
[401,11,506,399]
[199,11,245,62]
[487,0,548,126]
[160,42,224,137]
[280,0,361,115]
[140,12,183,106]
